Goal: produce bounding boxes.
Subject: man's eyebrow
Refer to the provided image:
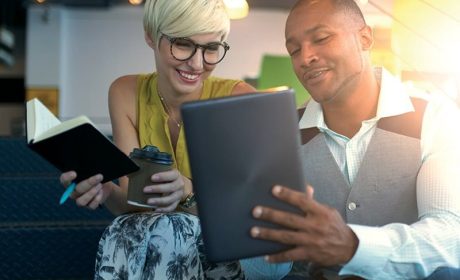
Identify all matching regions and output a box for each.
[286,24,331,45]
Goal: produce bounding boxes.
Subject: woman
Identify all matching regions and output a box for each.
[60,0,291,279]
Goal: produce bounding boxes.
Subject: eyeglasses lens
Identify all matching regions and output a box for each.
[171,38,227,64]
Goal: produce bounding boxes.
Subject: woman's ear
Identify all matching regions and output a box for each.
[145,32,156,50]
[359,25,373,51]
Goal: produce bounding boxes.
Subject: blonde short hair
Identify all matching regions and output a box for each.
[143,0,230,47]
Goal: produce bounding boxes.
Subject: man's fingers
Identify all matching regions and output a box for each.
[251,226,310,246]
[252,205,307,230]
[272,185,318,214]
[306,185,314,199]
[250,227,319,263]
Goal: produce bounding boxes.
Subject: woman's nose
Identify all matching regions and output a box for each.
[187,48,204,69]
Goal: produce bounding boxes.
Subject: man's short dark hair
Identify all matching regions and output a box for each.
[334,0,367,27]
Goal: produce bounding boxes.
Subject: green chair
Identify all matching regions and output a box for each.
[257,54,310,106]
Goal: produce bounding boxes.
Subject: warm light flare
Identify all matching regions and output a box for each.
[223,0,249,20]
[391,0,460,100]
[393,0,460,74]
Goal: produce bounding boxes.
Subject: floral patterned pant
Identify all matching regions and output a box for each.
[94,212,245,280]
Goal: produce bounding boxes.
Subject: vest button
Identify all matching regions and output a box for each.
[348,202,357,211]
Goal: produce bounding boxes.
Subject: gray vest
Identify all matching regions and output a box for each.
[290,98,427,277]
[298,98,426,225]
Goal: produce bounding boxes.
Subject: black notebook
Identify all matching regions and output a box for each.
[181,89,306,262]
[26,98,139,183]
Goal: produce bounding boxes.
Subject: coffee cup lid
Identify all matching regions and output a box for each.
[130,145,173,165]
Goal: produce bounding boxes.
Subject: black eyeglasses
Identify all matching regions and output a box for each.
[161,33,230,65]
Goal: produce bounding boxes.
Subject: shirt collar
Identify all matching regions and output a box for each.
[299,67,415,130]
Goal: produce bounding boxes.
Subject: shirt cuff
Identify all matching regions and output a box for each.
[339,224,392,278]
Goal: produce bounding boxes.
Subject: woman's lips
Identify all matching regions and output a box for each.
[177,70,200,82]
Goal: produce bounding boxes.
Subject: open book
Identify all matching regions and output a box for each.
[26,98,139,183]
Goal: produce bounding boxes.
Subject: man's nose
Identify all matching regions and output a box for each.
[299,45,318,67]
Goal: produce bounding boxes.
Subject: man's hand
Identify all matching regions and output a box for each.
[251,185,359,266]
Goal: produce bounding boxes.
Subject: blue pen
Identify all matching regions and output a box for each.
[59,182,76,205]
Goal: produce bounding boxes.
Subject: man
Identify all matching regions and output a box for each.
[250,0,460,279]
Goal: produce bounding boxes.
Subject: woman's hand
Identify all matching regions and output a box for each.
[60,171,112,210]
[143,169,187,213]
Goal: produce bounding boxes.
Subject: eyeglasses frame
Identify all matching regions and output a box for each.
[160,33,230,65]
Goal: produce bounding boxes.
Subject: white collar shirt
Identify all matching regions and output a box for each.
[298,67,460,279]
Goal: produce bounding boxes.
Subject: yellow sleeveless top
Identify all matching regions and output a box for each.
[137,73,241,178]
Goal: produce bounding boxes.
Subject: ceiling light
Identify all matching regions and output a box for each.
[223,0,249,20]
[128,0,143,5]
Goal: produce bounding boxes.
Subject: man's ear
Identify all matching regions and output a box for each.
[359,25,373,51]
[145,32,156,50]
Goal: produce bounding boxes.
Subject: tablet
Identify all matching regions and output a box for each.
[181,89,306,262]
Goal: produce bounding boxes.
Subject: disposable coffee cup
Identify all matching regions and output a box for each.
[127,145,173,208]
